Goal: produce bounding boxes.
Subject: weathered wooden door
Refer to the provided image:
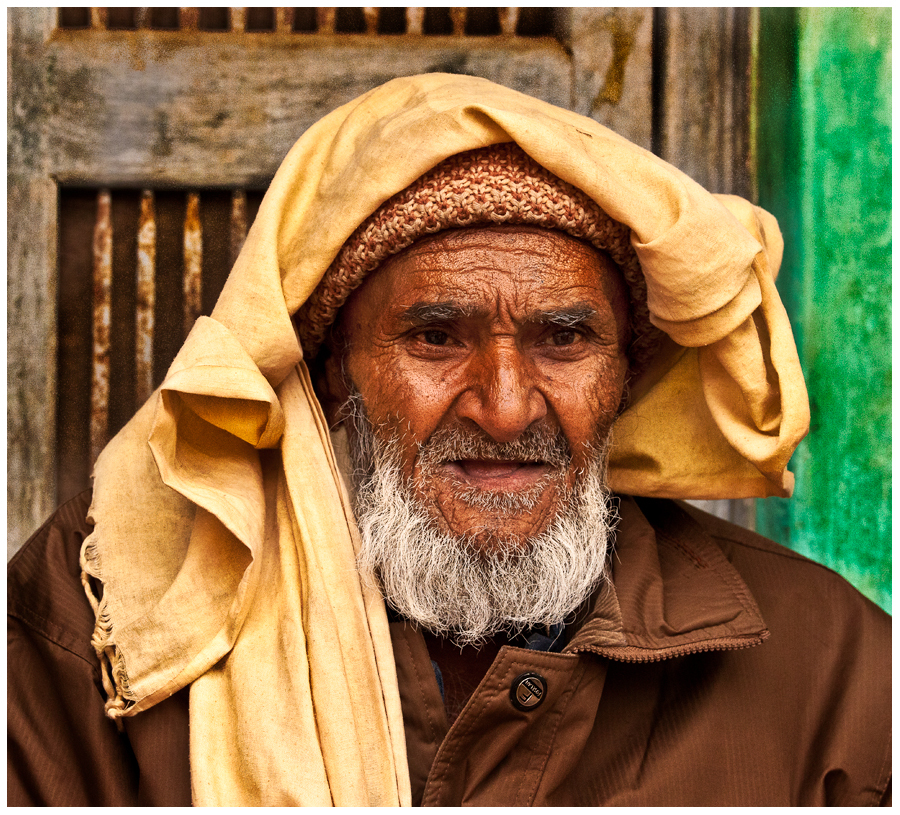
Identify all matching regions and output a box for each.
[8,7,752,555]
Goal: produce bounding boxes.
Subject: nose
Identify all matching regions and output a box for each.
[453,344,547,443]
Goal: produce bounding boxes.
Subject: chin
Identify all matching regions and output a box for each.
[419,483,565,557]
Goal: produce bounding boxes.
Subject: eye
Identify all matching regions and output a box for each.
[550,328,579,346]
[422,329,450,346]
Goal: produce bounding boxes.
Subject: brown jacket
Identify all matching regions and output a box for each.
[8,491,891,806]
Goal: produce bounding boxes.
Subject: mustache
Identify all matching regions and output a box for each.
[417,423,572,471]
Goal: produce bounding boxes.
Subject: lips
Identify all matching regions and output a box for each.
[443,459,552,490]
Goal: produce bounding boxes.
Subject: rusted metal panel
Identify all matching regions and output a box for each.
[90,190,113,463]
[230,189,248,267]
[136,190,156,405]
[183,192,203,337]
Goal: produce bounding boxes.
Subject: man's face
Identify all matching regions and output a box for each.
[326,226,631,553]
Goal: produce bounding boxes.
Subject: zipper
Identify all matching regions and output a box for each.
[568,631,769,664]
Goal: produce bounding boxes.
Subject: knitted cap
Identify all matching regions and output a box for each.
[297,143,660,370]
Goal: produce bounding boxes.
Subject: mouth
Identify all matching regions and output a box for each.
[441,459,554,491]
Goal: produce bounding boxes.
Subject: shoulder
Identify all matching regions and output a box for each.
[674,499,891,804]
[634,498,891,805]
[675,498,890,639]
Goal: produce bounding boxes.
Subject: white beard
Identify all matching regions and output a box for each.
[343,393,617,647]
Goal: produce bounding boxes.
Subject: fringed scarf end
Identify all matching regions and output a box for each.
[80,532,134,732]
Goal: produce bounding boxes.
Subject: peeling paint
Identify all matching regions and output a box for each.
[593,12,640,109]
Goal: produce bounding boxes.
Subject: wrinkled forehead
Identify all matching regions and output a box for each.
[333,225,632,353]
[363,225,628,316]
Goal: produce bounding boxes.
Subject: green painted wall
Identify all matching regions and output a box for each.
[754,8,891,612]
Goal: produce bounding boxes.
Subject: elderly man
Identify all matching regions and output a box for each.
[8,75,890,806]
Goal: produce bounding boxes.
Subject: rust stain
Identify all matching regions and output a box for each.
[183,192,202,337]
[450,8,467,36]
[406,8,425,35]
[276,8,294,34]
[230,189,248,267]
[91,189,112,463]
[593,12,640,110]
[363,8,379,35]
[90,8,107,30]
[499,8,519,36]
[179,8,200,31]
[316,8,336,35]
[136,190,156,406]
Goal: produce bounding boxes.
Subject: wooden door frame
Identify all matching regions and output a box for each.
[8,7,752,553]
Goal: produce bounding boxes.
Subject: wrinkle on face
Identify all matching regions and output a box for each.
[324,225,630,553]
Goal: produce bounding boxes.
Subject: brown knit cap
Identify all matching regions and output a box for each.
[297,143,661,371]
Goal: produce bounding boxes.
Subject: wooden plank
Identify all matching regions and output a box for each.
[8,9,58,557]
[653,7,753,196]
[43,32,573,187]
[565,8,654,151]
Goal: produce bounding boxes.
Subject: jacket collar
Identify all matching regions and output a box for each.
[565,496,769,661]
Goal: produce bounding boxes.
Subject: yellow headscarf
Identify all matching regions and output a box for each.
[81,74,808,806]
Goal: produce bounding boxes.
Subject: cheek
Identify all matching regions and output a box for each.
[547,357,626,445]
[346,349,454,442]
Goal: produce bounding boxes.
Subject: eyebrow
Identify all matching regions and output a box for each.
[400,301,483,324]
[530,305,598,327]
[399,301,598,326]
